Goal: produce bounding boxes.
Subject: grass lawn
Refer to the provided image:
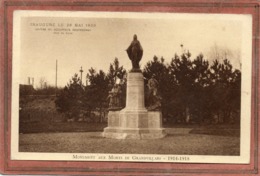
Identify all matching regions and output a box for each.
[19,121,240,135]
[19,128,240,155]
[19,121,108,134]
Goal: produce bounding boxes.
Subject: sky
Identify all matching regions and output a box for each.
[18,11,247,88]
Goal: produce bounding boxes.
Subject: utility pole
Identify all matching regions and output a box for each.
[79,66,83,86]
[55,60,58,96]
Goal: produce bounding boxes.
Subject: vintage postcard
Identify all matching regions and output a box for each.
[11,10,252,164]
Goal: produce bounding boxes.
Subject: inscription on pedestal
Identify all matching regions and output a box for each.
[125,73,145,110]
[139,116,148,128]
[128,115,137,128]
[148,111,162,128]
[107,111,120,127]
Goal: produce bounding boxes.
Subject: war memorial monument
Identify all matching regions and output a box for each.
[102,35,166,139]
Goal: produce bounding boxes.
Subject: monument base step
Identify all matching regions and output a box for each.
[102,127,166,139]
[103,110,167,139]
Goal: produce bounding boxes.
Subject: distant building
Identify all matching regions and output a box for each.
[20,84,35,96]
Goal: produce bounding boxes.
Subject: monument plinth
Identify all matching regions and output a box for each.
[102,35,166,139]
[124,72,146,111]
[103,72,166,139]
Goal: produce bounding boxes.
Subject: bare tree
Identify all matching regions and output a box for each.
[207,43,241,69]
[39,77,48,89]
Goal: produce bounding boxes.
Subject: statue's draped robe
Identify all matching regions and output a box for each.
[126,39,143,70]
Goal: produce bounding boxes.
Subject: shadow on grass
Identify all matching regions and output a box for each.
[19,121,107,134]
[165,134,189,138]
[20,121,240,137]
[88,135,104,139]
[189,128,240,137]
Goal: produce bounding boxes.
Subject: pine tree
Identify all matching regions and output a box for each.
[55,74,84,120]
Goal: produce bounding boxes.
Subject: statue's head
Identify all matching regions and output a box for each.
[133,34,137,40]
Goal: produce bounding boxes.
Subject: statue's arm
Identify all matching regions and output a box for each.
[126,41,133,51]
[126,43,133,60]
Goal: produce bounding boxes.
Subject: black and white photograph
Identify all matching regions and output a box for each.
[11,11,252,163]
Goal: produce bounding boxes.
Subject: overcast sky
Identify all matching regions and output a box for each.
[18,11,246,88]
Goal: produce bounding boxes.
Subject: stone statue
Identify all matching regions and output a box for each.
[147,75,161,111]
[107,84,122,110]
[147,75,158,96]
[107,91,115,108]
[126,34,143,72]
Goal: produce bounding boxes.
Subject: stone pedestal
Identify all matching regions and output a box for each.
[102,72,166,139]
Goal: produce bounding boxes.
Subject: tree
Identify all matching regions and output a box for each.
[35,77,59,95]
[208,59,241,123]
[143,56,174,120]
[55,74,84,120]
[83,58,126,122]
[39,77,47,89]
[54,49,241,125]
[207,43,241,70]
[107,58,126,86]
[189,54,211,123]
[106,58,127,107]
[85,68,110,122]
[168,51,195,123]
[142,48,241,125]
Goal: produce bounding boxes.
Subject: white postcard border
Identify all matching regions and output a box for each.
[11,10,252,164]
